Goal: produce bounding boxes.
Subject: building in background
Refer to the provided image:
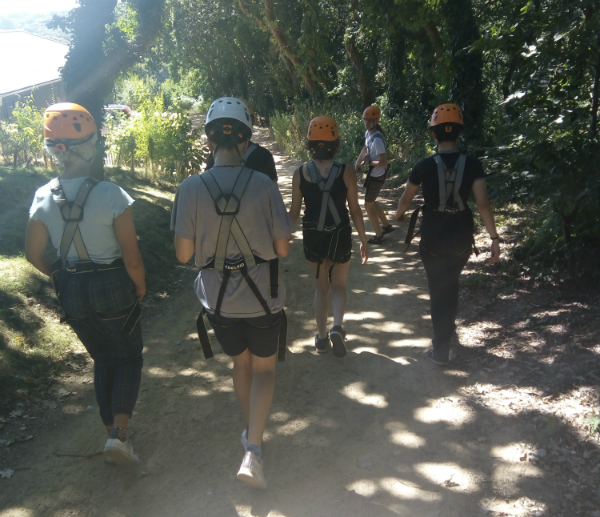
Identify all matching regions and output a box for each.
[0,31,68,120]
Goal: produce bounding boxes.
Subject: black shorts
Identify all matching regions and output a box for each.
[302,222,352,265]
[365,174,386,202]
[206,311,283,358]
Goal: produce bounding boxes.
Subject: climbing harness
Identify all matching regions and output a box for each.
[404,154,478,256]
[49,177,140,334]
[195,167,287,361]
[364,131,388,188]
[303,161,349,279]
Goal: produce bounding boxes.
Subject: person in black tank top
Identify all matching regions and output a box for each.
[395,104,500,366]
[290,116,369,358]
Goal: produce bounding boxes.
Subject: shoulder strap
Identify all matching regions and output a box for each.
[51,177,100,267]
[453,154,467,211]
[241,143,258,166]
[433,155,448,213]
[306,161,342,231]
[200,168,255,271]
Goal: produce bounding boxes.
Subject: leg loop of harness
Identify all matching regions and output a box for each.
[196,309,215,360]
[277,309,287,362]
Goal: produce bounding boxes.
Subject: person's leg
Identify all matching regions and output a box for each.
[329,261,350,327]
[364,200,382,237]
[247,353,277,447]
[232,348,253,431]
[373,201,391,227]
[308,260,331,339]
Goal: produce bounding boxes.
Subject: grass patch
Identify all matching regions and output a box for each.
[0,165,181,415]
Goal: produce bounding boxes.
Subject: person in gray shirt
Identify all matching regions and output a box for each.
[171,97,291,489]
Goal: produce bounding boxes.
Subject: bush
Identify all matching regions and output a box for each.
[105,93,207,179]
[0,96,43,168]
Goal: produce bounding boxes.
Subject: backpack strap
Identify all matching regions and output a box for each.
[50,177,99,267]
[453,154,467,212]
[241,143,258,166]
[306,161,342,231]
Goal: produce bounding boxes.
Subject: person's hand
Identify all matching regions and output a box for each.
[360,240,369,264]
[136,283,147,300]
[486,239,501,264]
[395,208,406,223]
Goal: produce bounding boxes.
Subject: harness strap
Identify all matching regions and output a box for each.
[403,205,423,252]
[269,258,279,298]
[50,177,99,267]
[196,309,215,360]
[200,168,255,271]
[306,161,342,231]
[433,154,467,213]
[242,143,258,166]
[214,269,231,317]
[241,268,272,316]
[277,309,287,362]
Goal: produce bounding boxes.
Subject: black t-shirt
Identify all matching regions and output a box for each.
[409,152,485,209]
[205,141,278,182]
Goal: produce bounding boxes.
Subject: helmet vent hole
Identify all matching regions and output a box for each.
[62,113,68,117]
[73,123,82,132]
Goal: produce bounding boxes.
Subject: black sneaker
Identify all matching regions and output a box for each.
[330,326,347,357]
[315,333,330,354]
[425,347,449,366]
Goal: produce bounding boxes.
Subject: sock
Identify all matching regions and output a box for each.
[246,444,262,458]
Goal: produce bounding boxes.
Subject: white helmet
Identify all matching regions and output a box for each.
[205,97,252,131]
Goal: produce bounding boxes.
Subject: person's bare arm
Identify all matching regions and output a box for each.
[395,181,420,222]
[472,179,500,263]
[371,152,388,169]
[345,165,368,263]
[174,235,195,264]
[288,167,303,226]
[274,237,290,257]
[25,219,52,276]
[114,207,146,299]
[355,146,368,172]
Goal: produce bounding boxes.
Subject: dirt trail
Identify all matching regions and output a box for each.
[0,129,558,517]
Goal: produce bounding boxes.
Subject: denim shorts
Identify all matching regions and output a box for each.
[206,311,283,358]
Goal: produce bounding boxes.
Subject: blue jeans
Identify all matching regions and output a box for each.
[61,266,143,426]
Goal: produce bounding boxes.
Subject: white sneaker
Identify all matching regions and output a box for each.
[237,451,268,489]
[103,429,140,467]
[241,429,248,449]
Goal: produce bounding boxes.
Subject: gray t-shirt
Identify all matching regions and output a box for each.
[29,177,134,266]
[171,166,292,318]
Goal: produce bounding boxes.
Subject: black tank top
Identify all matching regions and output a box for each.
[299,162,350,227]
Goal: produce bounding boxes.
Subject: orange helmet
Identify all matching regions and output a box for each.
[362,105,381,120]
[430,103,463,127]
[43,103,97,141]
[307,116,339,141]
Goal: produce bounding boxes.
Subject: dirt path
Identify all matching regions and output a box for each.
[0,129,594,517]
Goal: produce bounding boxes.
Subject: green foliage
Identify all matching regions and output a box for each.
[587,414,600,435]
[0,97,43,168]
[105,92,207,178]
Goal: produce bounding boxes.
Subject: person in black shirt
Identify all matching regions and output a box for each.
[395,104,500,365]
[289,116,368,358]
[205,141,277,182]
[204,101,278,182]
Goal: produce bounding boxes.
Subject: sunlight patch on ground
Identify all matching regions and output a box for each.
[387,429,426,449]
[413,398,474,426]
[380,477,442,501]
[375,286,415,296]
[492,464,544,498]
[414,462,479,492]
[235,505,252,516]
[480,496,547,516]
[270,412,290,422]
[353,346,380,354]
[0,509,34,517]
[178,368,199,376]
[346,479,378,497]
[147,367,176,378]
[344,311,384,321]
[188,388,210,397]
[361,321,416,334]
[340,381,388,408]
[275,418,310,436]
[443,369,470,377]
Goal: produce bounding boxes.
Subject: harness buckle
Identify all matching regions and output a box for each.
[444,206,460,214]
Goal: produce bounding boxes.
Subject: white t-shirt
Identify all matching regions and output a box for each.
[365,130,387,178]
[29,177,134,266]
